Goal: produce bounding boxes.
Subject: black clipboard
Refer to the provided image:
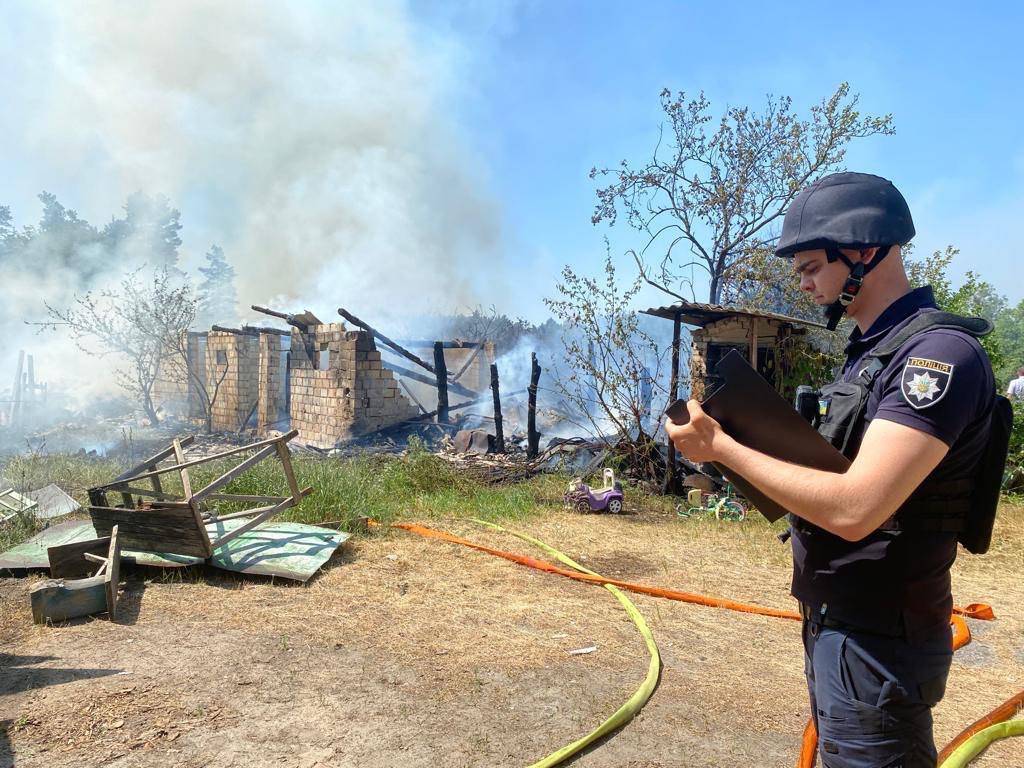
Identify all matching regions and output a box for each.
[666,349,850,523]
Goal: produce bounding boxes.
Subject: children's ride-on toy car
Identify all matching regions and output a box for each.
[564,468,625,514]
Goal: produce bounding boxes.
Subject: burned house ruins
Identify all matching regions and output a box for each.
[154,307,497,449]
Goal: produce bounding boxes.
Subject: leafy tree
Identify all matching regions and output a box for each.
[196,244,239,327]
[545,244,669,479]
[591,83,894,304]
[102,192,183,271]
[35,267,224,426]
[905,244,1007,373]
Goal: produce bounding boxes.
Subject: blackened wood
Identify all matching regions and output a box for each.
[527,353,542,458]
[433,342,449,424]
[47,536,112,579]
[663,311,682,495]
[89,505,209,558]
[381,360,480,398]
[490,363,505,453]
[394,340,483,349]
[451,344,484,382]
[398,379,428,414]
[338,308,436,374]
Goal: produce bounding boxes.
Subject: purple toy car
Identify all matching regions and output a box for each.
[564,468,625,514]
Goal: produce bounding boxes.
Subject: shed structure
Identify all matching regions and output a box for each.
[642,300,826,491]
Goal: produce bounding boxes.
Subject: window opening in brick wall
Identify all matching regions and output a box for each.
[215,350,228,365]
[318,343,330,370]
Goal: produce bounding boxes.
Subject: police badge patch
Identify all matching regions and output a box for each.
[901,357,953,409]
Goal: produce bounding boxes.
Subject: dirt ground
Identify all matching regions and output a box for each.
[2,506,1022,768]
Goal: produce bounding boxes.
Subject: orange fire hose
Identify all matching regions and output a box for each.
[375,520,1006,767]
[936,689,1024,765]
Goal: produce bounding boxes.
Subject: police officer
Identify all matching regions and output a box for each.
[665,172,997,767]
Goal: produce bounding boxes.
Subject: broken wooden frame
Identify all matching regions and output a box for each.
[87,429,312,558]
[31,525,121,623]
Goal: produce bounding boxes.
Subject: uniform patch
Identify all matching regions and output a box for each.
[901,356,953,409]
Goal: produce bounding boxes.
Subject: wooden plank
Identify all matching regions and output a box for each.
[83,552,107,565]
[47,536,111,578]
[451,343,484,383]
[149,463,164,496]
[172,438,193,498]
[109,436,196,484]
[191,444,278,502]
[100,430,299,485]
[105,485,181,500]
[209,488,313,551]
[105,526,120,620]
[208,488,310,522]
[89,505,209,558]
[202,493,285,504]
[30,575,107,624]
[275,441,302,500]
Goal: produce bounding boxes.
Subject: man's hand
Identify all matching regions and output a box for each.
[664,399,734,464]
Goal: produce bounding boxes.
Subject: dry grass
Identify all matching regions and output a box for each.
[2,470,1022,766]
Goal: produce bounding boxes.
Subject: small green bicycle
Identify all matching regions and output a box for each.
[676,487,747,522]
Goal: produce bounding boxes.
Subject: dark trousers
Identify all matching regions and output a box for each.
[802,619,953,767]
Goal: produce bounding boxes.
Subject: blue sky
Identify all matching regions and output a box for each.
[425,1,1024,316]
[2,1,1021,324]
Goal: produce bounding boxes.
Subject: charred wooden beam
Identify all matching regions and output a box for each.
[337,308,436,375]
[490,363,504,453]
[211,325,254,335]
[381,361,480,399]
[527,353,541,459]
[251,305,313,331]
[434,342,449,424]
[663,311,683,495]
[243,325,290,336]
[394,340,484,349]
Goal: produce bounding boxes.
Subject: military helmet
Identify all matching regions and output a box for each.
[774,172,915,257]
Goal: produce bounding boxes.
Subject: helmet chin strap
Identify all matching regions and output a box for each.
[822,245,892,331]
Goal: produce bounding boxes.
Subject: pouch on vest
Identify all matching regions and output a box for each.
[958,395,1012,553]
[809,311,1008,554]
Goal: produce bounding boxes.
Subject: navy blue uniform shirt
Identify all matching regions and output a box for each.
[790,286,995,641]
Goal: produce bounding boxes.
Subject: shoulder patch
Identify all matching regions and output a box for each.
[901,357,954,409]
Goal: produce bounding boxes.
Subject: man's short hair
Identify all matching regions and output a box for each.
[1018,366,1024,377]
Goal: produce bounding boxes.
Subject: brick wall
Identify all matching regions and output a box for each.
[288,324,420,449]
[206,331,260,432]
[257,333,286,432]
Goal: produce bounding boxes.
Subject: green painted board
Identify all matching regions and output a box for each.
[0,519,349,582]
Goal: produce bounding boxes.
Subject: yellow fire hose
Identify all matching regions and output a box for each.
[938,719,1024,768]
[471,519,661,768]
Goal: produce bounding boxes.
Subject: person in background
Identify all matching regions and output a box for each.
[1006,366,1024,399]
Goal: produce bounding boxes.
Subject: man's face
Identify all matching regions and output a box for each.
[792,249,854,305]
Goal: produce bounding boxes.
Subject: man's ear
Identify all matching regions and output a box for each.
[859,246,881,265]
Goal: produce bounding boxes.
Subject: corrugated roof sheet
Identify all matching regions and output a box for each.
[641,301,826,329]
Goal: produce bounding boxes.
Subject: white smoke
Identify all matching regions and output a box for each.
[35,0,504,320]
[3,1,510,419]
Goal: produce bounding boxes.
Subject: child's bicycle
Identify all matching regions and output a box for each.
[676,487,747,522]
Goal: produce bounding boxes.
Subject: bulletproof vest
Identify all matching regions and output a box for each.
[807,312,1012,554]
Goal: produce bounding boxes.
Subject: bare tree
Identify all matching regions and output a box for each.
[36,267,226,428]
[545,245,669,478]
[591,82,894,304]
